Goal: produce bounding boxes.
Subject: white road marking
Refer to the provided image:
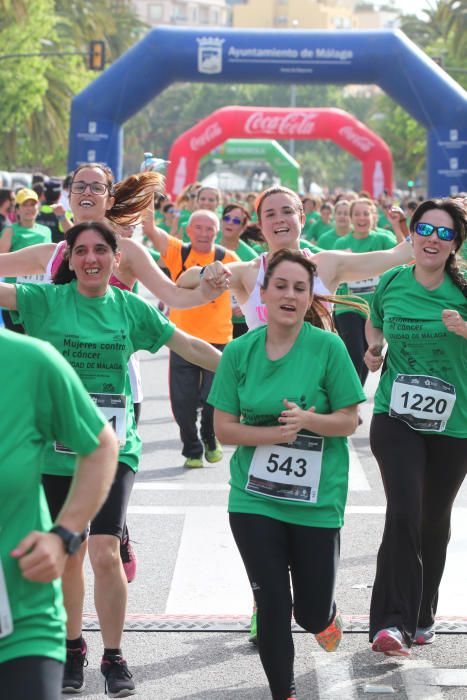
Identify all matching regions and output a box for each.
[437,509,467,616]
[348,439,371,491]
[164,507,250,615]
[315,655,357,699]
[402,660,444,700]
[127,504,467,618]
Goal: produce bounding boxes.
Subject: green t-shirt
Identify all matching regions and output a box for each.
[333,231,396,317]
[302,211,320,240]
[15,281,175,475]
[299,239,322,254]
[317,228,346,251]
[308,218,334,243]
[0,330,106,665]
[208,323,365,527]
[371,265,467,438]
[2,222,52,284]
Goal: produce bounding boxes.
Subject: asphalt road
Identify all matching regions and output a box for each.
[77,342,467,700]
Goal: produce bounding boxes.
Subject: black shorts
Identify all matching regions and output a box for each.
[42,462,135,540]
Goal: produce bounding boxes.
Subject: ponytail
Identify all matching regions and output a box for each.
[108,172,164,226]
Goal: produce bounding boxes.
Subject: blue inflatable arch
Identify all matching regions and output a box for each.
[68,27,467,196]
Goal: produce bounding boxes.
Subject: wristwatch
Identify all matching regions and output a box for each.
[50,525,82,555]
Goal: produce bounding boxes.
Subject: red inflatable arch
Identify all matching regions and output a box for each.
[166,106,393,198]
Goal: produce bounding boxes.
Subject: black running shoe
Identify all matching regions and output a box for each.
[101,655,136,698]
[62,640,88,694]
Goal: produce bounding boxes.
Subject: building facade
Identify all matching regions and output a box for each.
[131,0,229,28]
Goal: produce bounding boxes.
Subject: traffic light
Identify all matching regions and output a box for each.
[89,40,106,71]
[407,180,415,188]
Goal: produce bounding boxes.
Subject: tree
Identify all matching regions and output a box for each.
[0,0,146,172]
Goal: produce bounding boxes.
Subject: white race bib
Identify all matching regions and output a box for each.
[55,393,127,453]
[16,274,47,285]
[348,276,380,294]
[390,374,456,432]
[0,559,13,639]
[246,434,323,503]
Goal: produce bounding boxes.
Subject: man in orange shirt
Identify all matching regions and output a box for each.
[144,209,238,467]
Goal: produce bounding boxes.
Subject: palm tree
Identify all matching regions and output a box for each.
[400,0,467,64]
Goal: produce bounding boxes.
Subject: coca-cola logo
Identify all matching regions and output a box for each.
[190,122,222,151]
[338,126,374,152]
[244,111,317,136]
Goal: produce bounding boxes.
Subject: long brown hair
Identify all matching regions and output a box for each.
[262,249,368,330]
[410,198,467,297]
[72,163,164,226]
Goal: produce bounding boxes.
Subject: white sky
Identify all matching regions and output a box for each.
[392,0,433,17]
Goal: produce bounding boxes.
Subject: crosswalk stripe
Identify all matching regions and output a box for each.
[348,439,371,491]
[315,655,357,699]
[165,507,250,615]
[402,660,444,700]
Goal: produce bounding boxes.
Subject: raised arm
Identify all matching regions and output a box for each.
[316,240,413,292]
[165,328,222,372]
[0,226,13,254]
[0,242,56,277]
[141,205,170,255]
[121,237,226,307]
[0,281,18,310]
[177,259,255,305]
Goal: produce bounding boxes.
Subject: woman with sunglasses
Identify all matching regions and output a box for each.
[218,203,257,338]
[364,198,467,657]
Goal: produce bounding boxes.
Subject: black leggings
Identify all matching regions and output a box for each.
[369,413,467,644]
[230,513,340,700]
[0,656,63,700]
[334,311,368,386]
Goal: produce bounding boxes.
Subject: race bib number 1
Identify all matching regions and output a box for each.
[55,393,127,453]
[0,559,13,639]
[390,374,456,432]
[246,434,323,503]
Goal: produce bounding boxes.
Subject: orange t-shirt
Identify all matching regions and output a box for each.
[162,237,238,344]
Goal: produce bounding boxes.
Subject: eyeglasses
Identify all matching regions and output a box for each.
[71,181,109,195]
[223,214,243,225]
[414,222,456,242]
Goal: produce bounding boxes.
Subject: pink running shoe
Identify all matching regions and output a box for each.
[372,627,410,657]
[414,625,436,645]
[120,525,136,583]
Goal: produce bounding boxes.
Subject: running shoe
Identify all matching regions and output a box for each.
[120,525,136,584]
[63,639,88,694]
[249,609,258,645]
[184,456,204,468]
[372,627,410,657]
[315,611,343,652]
[101,655,136,698]
[203,438,223,463]
[414,625,436,645]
